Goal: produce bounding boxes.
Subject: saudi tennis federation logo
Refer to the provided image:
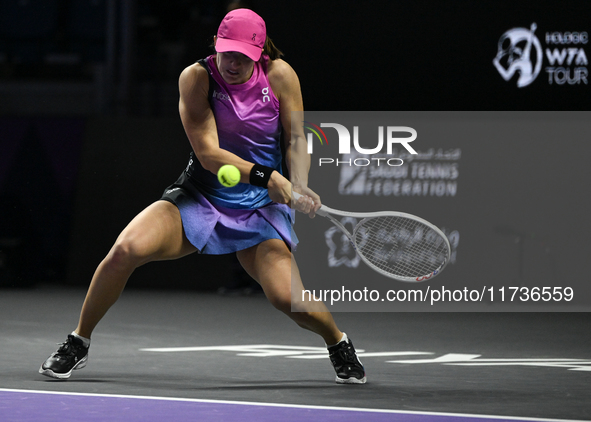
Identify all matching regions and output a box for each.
[493,23,543,88]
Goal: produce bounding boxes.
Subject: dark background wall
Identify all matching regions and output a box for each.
[0,0,589,290]
[258,0,591,111]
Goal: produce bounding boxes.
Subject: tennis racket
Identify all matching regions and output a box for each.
[293,192,451,282]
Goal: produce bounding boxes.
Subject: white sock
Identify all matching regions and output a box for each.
[327,332,348,348]
[71,331,91,348]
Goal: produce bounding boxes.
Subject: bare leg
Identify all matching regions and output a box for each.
[236,239,343,345]
[75,200,197,338]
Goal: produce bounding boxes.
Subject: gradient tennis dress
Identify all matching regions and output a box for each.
[160,54,296,254]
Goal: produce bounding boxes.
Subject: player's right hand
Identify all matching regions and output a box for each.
[291,187,321,218]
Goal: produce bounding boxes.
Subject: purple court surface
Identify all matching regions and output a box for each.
[1,389,585,422]
[1,288,589,422]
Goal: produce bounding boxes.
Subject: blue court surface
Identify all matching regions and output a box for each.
[1,287,589,421]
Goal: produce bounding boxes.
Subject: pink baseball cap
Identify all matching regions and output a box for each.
[215,9,266,61]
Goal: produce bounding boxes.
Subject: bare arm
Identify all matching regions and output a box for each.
[178,63,255,183]
[269,59,321,216]
[179,62,297,206]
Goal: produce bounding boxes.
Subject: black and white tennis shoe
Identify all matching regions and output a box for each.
[39,334,89,379]
[327,335,366,384]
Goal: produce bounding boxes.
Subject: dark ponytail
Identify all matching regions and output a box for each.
[263,36,284,60]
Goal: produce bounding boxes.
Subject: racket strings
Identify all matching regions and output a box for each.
[354,216,449,278]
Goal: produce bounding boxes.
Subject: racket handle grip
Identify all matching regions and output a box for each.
[291,191,328,216]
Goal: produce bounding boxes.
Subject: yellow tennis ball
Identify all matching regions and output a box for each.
[217,164,241,187]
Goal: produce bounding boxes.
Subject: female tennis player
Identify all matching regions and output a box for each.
[39,8,366,384]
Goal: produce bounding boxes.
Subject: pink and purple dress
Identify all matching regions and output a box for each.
[161,54,296,254]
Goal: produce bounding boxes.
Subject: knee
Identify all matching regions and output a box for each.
[266,288,293,314]
[104,236,144,272]
[266,288,314,322]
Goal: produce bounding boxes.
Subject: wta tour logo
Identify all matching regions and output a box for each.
[493,23,543,88]
[494,23,588,87]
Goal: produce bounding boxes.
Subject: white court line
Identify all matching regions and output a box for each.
[0,388,587,422]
